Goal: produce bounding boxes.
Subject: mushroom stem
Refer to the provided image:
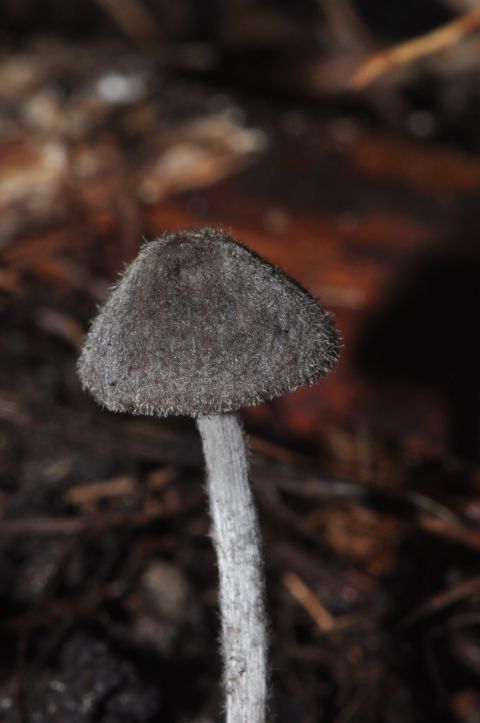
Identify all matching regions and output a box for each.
[197,413,268,723]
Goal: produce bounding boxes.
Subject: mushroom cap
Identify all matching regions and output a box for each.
[78,228,340,417]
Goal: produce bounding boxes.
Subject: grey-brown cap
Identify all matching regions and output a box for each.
[78,227,340,416]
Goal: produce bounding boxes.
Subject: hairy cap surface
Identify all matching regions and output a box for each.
[78,228,340,416]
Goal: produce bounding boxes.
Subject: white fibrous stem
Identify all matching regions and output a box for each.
[197,413,268,723]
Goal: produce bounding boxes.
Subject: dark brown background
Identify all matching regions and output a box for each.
[1,2,480,721]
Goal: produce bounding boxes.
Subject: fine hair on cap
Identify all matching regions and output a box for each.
[78,227,341,416]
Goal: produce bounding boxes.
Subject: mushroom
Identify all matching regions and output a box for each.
[77,227,340,723]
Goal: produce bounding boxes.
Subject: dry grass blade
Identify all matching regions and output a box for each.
[351,7,480,88]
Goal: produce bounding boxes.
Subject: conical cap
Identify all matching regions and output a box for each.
[78,228,340,416]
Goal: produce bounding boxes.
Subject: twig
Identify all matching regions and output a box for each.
[0,492,202,536]
[283,570,382,636]
[418,514,480,551]
[64,476,137,506]
[0,516,87,536]
[0,582,120,633]
[402,574,480,628]
[318,0,374,54]
[283,571,335,631]
[331,680,378,723]
[94,0,161,44]
[34,308,86,351]
[351,7,480,88]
